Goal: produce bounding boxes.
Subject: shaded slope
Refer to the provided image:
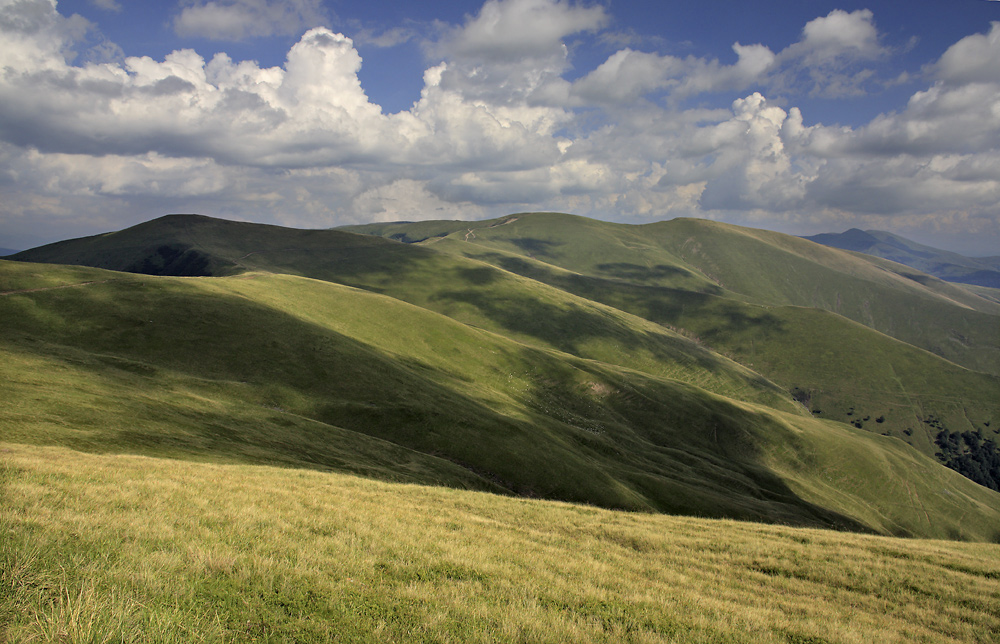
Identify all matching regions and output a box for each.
[10,214,400,277]
[4,260,1000,539]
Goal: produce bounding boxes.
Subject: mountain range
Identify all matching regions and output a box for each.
[4,212,1000,542]
[803,228,1000,289]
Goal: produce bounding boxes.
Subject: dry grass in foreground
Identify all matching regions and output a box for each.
[2,442,999,643]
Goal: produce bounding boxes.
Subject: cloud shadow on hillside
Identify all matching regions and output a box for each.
[595,262,694,282]
[508,237,562,259]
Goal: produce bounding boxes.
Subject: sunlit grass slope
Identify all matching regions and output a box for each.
[2,260,812,521]
[392,234,998,457]
[3,444,999,643]
[360,212,999,375]
[646,218,1000,374]
[9,217,795,411]
[355,216,999,444]
[3,259,1000,539]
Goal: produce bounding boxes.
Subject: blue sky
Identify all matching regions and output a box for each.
[2,0,1000,255]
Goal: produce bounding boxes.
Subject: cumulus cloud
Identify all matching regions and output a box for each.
[173,0,329,41]
[792,9,884,64]
[569,43,778,106]
[781,21,1000,225]
[1,0,1000,254]
[934,20,1000,85]
[434,0,606,62]
[775,9,888,98]
[568,9,888,105]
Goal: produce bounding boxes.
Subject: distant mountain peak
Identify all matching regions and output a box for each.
[803,228,1000,289]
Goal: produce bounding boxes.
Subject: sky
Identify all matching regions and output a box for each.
[2,0,1000,255]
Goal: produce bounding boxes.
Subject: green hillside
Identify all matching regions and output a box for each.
[6,213,1000,640]
[385,213,999,374]
[7,212,1000,533]
[347,216,998,451]
[347,213,1000,488]
[11,216,793,411]
[3,258,1000,540]
[418,244,1000,455]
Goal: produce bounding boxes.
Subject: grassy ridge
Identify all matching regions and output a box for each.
[0,261,848,523]
[12,221,797,411]
[418,239,999,456]
[9,214,398,278]
[3,443,1000,643]
[3,260,1000,539]
[650,220,1000,376]
[6,214,1000,525]
[407,213,1000,374]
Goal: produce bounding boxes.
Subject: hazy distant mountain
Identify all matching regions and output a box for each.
[803,228,1000,288]
[0,248,20,256]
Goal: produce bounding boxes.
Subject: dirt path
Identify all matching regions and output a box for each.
[463,216,519,242]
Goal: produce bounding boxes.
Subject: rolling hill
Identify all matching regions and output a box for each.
[6,212,1000,641]
[349,214,1000,460]
[5,213,1000,539]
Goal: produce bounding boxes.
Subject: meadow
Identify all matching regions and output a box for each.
[3,442,999,643]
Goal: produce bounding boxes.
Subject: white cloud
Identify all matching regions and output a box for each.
[764,9,889,98]
[935,20,1000,85]
[569,43,779,106]
[435,0,606,62]
[1,0,1000,255]
[173,0,328,41]
[568,9,887,105]
[794,9,884,64]
[571,49,683,104]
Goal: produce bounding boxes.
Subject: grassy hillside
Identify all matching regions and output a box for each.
[6,214,1000,641]
[646,219,1000,374]
[5,260,1000,538]
[386,232,998,457]
[393,213,1000,374]
[3,443,1000,643]
[10,214,404,277]
[10,217,795,411]
[346,213,1000,487]
[7,213,1000,528]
